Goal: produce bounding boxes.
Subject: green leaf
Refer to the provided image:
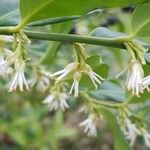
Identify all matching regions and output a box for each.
[85,55,102,68]
[90,27,150,49]
[89,80,125,102]
[138,102,150,124]
[143,63,150,76]
[131,3,150,37]
[19,0,149,28]
[90,27,125,38]
[19,0,53,26]
[28,9,104,27]
[98,106,131,150]
[28,16,81,27]
[144,53,150,63]
[128,91,150,104]
[0,0,19,26]
[35,0,150,18]
[80,64,109,89]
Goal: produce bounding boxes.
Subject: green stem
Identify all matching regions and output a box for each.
[22,31,127,48]
[0,27,135,48]
[0,27,149,50]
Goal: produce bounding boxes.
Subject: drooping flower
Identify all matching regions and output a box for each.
[52,62,104,97]
[29,67,51,92]
[142,75,150,92]
[69,71,81,97]
[78,106,89,114]
[0,48,14,78]
[0,56,12,78]
[51,63,79,83]
[85,64,104,89]
[126,61,144,96]
[117,60,144,96]
[79,115,98,136]
[123,118,141,146]
[9,60,29,92]
[43,91,69,111]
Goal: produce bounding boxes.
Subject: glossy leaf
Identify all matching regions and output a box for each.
[89,80,125,102]
[28,16,81,27]
[0,0,19,26]
[91,27,125,38]
[35,0,150,18]
[19,0,149,27]
[27,9,104,27]
[131,3,150,37]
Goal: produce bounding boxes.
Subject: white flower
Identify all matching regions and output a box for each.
[122,118,141,146]
[52,62,104,97]
[142,75,150,92]
[140,129,150,148]
[0,35,13,43]
[117,60,144,96]
[0,48,14,78]
[9,61,29,92]
[69,71,81,97]
[85,65,104,89]
[79,115,97,136]
[78,106,89,114]
[52,63,78,83]
[0,56,12,78]
[43,91,69,111]
[126,61,144,96]
[29,68,51,92]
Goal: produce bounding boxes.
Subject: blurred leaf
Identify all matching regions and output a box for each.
[8,130,26,146]
[53,110,63,130]
[58,128,77,139]
[89,80,125,102]
[128,91,150,104]
[144,53,150,63]
[131,3,150,37]
[41,22,72,65]
[143,63,150,76]
[90,27,125,38]
[98,106,131,150]
[138,102,150,124]
[0,0,19,26]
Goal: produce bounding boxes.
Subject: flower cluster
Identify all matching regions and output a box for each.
[117,40,150,97]
[118,108,150,148]
[79,114,98,136]
[1,32,150,149]
[43,88,69,111]
[0,33,30,92]
[52,62,104,97]
[29,67,51,92]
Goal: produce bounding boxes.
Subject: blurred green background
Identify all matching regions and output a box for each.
[0,6,150,150]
